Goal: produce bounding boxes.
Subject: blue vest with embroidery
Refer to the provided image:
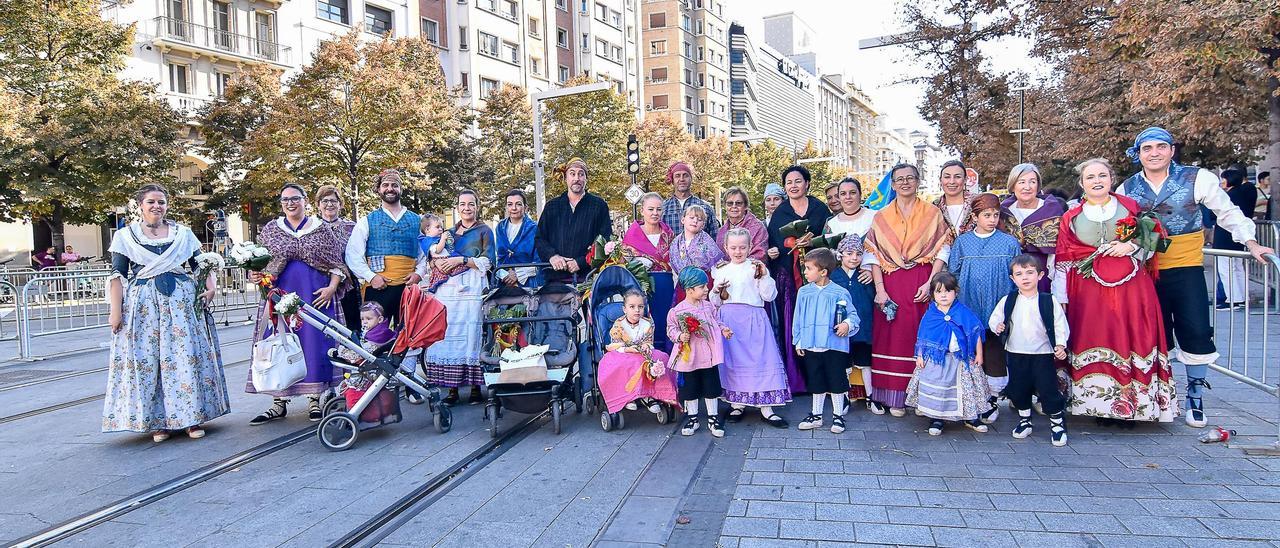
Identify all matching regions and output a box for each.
[365,208,421,257]
[1121,165,1202,237]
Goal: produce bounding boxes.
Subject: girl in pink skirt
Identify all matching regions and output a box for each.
[598,289,680,415]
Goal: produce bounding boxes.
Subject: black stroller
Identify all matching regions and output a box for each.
[479,263,585,436]
[273,285,452,451]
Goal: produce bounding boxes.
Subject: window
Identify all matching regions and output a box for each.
[316,0,347,24]
[730,49,742,63]
[214,72,232,96]
[697,126,706,139]
[684,95,693,111]
[459,71,470,95]
[479,31,499,56]
[697,46,704,61]
[649,67,667,82]
[212,1,233,50]
[595,38,609,57]
[648,12,665,28]
[649,40,665,55]
[556,0,566,10]
[681,13,690,31]
[168,63,189,94]
[502,41,519,64]
[651,94,668,109]
[580,32,588,50]
[683,68,692,82]
[505,0,518,19]
[167,0,187,21]
[611,45,622,62]
[697,72,704,87]
[480,77,499,97]
[529,57,541,75]
[698,99,705,114]
[459,26,469,49]
[528,17,540,38]
[558,65,569,83]
[732,111,745,125]
[556,27,568,48]
[731,79,744,94]
[365,5,392,35]
[682,41,692,58]
[421,18,439,44]
[479,0,496,10]
[254,12,275,49]
[609,9,621,27]
[594,3,606,21]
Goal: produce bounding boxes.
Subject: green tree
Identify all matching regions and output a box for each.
[476,83,533,219]
[741,139,794,217]
[541,76,636,213]
[633,115,695,196]
[0,0,184,255]
[254,32,463,214]
[196,65,283,237]
[685,136,749,212]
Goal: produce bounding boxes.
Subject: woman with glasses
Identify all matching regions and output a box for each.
[716,187,768,260]
[862,163,951,417]
[315,185,360,334]
[246,184,349,424]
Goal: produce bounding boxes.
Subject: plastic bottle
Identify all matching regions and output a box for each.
[833,300,848,333]
[1197,426,1235,443]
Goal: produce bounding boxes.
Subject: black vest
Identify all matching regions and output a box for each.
[1000,291,1057,349]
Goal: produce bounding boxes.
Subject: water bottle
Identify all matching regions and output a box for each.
[1197,426,1235,443]
[833,299,848,333]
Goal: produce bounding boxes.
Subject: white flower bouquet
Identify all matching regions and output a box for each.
[229,241,272,271]
[275,292,303,317]
[193,252,225,314]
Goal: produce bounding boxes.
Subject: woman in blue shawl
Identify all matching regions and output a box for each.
[904,271,992,436]
[422,189,497,405]
[495,189,542,287]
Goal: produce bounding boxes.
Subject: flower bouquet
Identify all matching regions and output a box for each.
[674,312,706,363]
[778,220,812,250]
[1076,210,1170,279]
[192,252,224,314]
[578,236,654,297]
[229,241,272,271]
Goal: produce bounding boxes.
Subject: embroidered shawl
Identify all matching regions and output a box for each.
[621,221,674,272]
[716,212,768,261]
[1001,195,1067,255]
[257,216,347,278]
[671,230,725,274]
[863,198,950,274]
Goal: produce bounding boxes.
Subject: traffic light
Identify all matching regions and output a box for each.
[626,134,640,175]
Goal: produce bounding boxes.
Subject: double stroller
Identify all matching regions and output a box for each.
[479,266,585,436]
[275,285,452,451]
[582,265,680,431]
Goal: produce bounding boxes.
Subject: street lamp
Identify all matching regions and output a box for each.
[1010,85,1031,164]
[531,81,613,215]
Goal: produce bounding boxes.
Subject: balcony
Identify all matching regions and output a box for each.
[162,92,212,121]
[150,17,292,67]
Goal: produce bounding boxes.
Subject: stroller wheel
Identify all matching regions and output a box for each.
[552,400,563,435]
[487,404,500,438]
[317,412,359,451]
[584,391,597,416]
[433,405,452,433]
[323,395,346,416]
[655,404,671,425]
[599,409,613,432]
[573,382,584,414]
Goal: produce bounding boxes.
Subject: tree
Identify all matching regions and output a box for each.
[741,139,794,217]
[0,0,184,255]
[798,141,839,193]
[540,76,636,213]
[197,65,283,237]
[254,32,463,214]
[476,83,533,219]
[685,136,749,212]
[633,115,695,196]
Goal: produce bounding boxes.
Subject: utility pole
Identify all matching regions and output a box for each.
[1010,85,1030,164]
[531,82,613,215]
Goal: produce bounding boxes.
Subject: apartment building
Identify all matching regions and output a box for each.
[640,0,730,139]
[727,22,815,150]
[846,82,879,180]
[816,74,850,170]
[875,120,913,181]
[911,129,944,195]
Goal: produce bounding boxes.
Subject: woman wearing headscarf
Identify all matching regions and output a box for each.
[104,184,229,442]
[422,189,496,405]
[763,183,785,227]
[1001,163,1067,299]
[863,163,950,416]
[716,187,768,261]
[766,165,832,394]
[247,184,348,424]
[622,192,676,352]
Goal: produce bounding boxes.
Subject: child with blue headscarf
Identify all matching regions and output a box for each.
[667,266,732,438]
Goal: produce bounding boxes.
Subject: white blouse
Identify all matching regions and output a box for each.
[710,260,777,307]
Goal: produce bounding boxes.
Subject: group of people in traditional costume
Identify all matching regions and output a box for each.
[103,126,1273,451]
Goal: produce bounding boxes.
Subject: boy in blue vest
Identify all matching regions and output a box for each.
[989,254,1070,447]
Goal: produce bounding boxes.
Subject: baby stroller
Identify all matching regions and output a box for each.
[480,264,585,437]
[276,285,452,451]
[583,264,679,431]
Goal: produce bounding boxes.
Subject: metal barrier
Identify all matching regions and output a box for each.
[1203,248,1280,455]
[9,266,262,360]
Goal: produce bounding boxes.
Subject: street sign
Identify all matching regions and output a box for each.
[965,167,981,193]
[625,184,644,204]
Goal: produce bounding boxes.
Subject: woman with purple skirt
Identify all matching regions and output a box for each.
[248,184,348,424]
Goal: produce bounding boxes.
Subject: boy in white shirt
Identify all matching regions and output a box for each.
[989,254,1071,447]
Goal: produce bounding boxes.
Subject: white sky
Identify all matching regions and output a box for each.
[726,0,1042,140]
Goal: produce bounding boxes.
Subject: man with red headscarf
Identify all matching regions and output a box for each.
[661,161,719,237]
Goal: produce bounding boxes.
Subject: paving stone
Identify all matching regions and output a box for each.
[1115,515,1215,538]
[1153,483,1242,500]
[1201,518,1280,541]
[743,459,784,472]
[1010,530,1104,548]
[1214,501,1280,520]
[915,491,993,510]
[1181,538,1276,548]
[721,516,780,538]
[780,486,851,503]
[966,464,1040,479]
[815,473,879,488]
[1080,481,1167,499]
[886,506,965,527]
[1060,495,1149,515]
[749,471,816,487]
[1227,485,1280,502]
[877,475,947,491]
[745,500,815,520]
[854,523,935,546]
[1036,512,1128,534]
[779,519,856,542]
[815,503,889,523]
[929,526,1018,547]
[843,461,908,475]
[958,509,1044,531]
[988,494,1068,512]
[1090,533,1193,548]
[784,459,845,473]
[1139,498,1232,518]
[727,499,747,517]
[1010,479,1091,496]
[811,448,872,462]
[734,484,783,501]
[841,487,920,507]
[737,537,816,548]
[943,477,1018,494]
[1100,467,1183,484]
[902,463,973,478]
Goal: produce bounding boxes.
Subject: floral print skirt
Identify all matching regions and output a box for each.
[103,275,231,433]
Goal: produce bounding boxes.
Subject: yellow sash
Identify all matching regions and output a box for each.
[847,367,865,387]
[1157,232,1204,270]
[361,255,418,299]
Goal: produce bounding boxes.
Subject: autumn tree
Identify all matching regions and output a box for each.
[196,65,283,236]
[740,139,794,217]
[476,83,533,218]
[253,32,463,215]
[0,0,184,255]
[540,76,636,213]
[685,136,749,212]
[633,115,695,195]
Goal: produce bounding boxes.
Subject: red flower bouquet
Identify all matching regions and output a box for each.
[675,312,705,363]
[1076,210,1170,279]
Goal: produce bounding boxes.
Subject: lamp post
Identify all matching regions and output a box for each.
[1010,85,1030,164]
[531,81,613,215]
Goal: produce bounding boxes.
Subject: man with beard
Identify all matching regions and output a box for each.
[661,161,719,236]
[344,168,426,329]
[535,158,612,280]
[1117,127,1273,427]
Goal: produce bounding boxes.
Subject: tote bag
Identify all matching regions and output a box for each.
[251,321,307,392]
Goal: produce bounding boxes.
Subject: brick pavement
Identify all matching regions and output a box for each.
[717,367,1280,547]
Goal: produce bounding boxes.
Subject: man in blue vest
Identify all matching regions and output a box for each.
[344,168,427,329]
[1117,127,1273,427]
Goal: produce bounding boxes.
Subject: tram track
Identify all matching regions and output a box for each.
[0,335,253,393]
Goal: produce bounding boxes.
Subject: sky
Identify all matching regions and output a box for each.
[726,0,1041,140]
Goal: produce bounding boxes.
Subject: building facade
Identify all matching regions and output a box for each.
[874,120,913,181]
[846,82,880,180]
[910,129,944,195]
[728,22,815,151]
[817,74,851,170]
[639,0,730,138]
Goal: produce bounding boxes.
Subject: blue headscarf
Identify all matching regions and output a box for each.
[764,183,785,198]
[678,265,708,288]
[1126,127,1174,164]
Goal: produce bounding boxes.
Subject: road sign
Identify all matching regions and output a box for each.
[625,184,644,204]
[965,167,980,193]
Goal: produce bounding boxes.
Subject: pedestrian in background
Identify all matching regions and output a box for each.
[247,184,347,425]
[1213,168,1256,310]
[104,184,229,442]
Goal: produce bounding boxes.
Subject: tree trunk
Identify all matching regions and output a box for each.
[1267,60,1279,221]
[49,200,65,265]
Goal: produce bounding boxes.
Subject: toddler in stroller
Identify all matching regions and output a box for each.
[598,289,680,418]
[335,302,401,425]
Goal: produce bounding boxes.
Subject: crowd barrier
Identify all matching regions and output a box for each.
[1,266,261,361]
[1204,248,1280,455]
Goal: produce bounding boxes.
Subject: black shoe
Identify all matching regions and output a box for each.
[405,390,426,405]
[830,415,846,434]
[442,388,459,406]
[250,399,287,426]
[468,386,485,405]
[681,415,700,436]
[307,397,322,421]
[1049,412,1068,447]
[726,407,745,423]
[763,414,789,428]
[707,416,725,437]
